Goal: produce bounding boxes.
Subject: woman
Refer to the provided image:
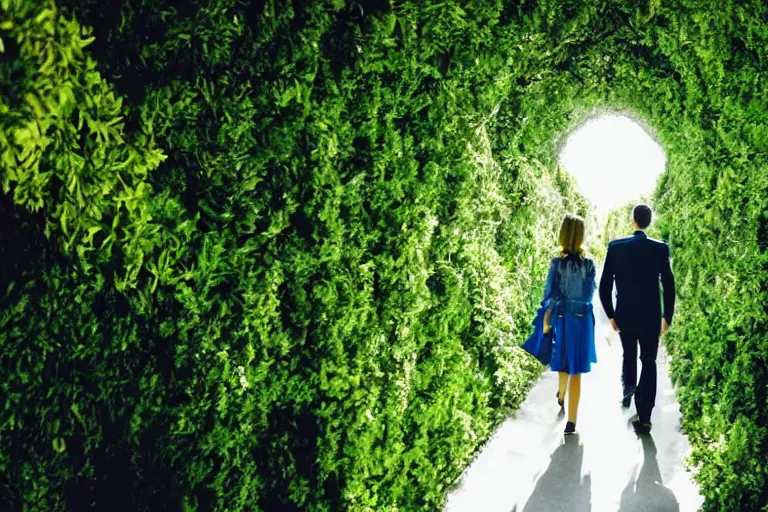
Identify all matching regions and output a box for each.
[524,214,597,435]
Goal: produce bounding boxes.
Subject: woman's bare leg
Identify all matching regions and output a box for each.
[567,374,581,423]
[558,372,568,401]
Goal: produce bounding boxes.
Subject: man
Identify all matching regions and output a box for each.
[599,204,675,435]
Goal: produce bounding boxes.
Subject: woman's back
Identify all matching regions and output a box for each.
[546,254,596,312]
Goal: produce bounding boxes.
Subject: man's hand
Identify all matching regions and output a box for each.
[609,318,620,333]
[661,318,669,336]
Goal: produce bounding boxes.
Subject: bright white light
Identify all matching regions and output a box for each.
[558,114,666,218]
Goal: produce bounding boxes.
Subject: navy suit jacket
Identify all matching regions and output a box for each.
[599,231,675,336]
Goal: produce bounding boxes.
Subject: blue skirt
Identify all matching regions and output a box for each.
[550,310,597,374]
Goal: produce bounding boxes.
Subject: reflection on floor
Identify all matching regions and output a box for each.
[444,294,703,512]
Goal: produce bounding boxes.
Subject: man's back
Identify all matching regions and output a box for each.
[599,231,675,336]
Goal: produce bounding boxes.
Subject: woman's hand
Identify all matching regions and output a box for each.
[543,308,553,335]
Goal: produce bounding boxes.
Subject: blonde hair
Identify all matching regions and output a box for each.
[558,214,585,256]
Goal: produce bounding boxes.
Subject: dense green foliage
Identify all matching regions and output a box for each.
[1,0,766,511]
[0,1,585,510]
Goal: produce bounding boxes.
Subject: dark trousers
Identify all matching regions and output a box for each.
[619,331,660,423]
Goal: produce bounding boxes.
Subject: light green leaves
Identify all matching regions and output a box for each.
[52,437,66,453]
[0,0,171,294]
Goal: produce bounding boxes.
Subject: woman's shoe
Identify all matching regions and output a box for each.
[564,421,577,435]
[556,392,565,408]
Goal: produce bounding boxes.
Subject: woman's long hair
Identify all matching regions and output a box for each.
[558,214,585,256]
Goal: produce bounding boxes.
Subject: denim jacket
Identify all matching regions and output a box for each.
[542,254,597,318]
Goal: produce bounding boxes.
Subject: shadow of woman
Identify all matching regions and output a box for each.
[619,434,680,512]
[522,435,592,512]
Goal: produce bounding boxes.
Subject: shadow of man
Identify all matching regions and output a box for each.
[522,435,592,512]
[619,434,680,512]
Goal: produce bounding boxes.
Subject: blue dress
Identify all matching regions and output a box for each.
[523,254,598,374]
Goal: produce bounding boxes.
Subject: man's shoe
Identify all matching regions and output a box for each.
[633,422,652,435]
[630,414,652,435]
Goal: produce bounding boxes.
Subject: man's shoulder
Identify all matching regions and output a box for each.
[645,237,670,253]
[646,236,668,246]
[608,236,634,248]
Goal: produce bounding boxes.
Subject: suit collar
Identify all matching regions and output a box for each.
[634,230,647,238]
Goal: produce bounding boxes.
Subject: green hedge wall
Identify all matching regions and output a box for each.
[1,1,583,510]
[1,0,767,511]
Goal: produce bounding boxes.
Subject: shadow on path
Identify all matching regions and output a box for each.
[521,436,592,512]
[618,434,680,512]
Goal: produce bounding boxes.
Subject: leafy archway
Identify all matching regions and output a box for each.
[0,1,766,511]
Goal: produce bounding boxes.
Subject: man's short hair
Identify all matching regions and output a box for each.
[633,204,653,229]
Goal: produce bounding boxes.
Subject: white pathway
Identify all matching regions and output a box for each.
[444,296,704,512]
